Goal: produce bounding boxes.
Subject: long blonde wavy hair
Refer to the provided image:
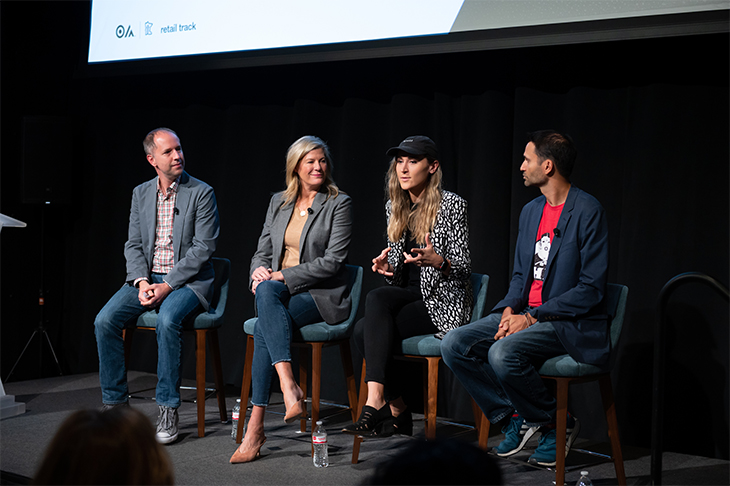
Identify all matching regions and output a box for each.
[281,135,339,207]
[386,156,442,246]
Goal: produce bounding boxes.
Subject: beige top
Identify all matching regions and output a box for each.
[280,209,308,270]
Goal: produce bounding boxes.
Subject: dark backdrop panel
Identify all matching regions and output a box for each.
[1,0,727,459]
[21,116,74,205]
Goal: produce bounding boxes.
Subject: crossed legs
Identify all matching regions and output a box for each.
[232,280,321,463]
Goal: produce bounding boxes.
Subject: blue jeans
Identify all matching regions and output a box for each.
[441,311,566,427]
[251,280,322,407]
[94,274,202,408]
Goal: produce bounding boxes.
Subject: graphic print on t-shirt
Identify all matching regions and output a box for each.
[528,202,564,308]
[533,232,551,281]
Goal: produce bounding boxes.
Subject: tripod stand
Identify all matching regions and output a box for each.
[4,206,63,382]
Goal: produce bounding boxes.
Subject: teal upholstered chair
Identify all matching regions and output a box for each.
[123,257,230,438]
[236,264,363,441]
[480,283,629,486]
[351,273,490,463]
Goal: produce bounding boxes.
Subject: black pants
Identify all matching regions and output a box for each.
[353,285,438,400]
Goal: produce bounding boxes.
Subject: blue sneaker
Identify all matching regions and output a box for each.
[494,413,539,457]
[528,415,581,467]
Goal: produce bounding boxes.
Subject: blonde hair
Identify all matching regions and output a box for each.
[282,135,339,207]
[386,157,442,245]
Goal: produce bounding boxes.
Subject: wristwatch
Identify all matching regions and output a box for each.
[438,258,448,273]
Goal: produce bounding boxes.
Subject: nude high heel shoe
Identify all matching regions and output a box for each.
[229,437,267,464]
[283,398,306,424]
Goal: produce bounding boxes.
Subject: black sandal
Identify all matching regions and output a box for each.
[342,403,393,437]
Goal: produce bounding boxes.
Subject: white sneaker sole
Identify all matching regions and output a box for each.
[156,431,179,444]
[495,425,539,457]
[527,418,582,467]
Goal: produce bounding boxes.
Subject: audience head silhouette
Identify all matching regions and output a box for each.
[367,438,502,485]
[33,407,174,485]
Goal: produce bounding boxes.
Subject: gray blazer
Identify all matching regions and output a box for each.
[123,171,220,310]
[250,190,352,324]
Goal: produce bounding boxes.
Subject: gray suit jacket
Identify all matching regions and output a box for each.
[124,171,220,310]
[250,190,352,324]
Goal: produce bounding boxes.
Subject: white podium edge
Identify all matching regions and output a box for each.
[0,380,26,419]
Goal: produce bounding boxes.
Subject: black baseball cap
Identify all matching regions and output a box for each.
[386,135,439,160]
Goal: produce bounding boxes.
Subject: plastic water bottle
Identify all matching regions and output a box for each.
[231,399,241,440]
[575,471,593,486]
[312,420,329,467]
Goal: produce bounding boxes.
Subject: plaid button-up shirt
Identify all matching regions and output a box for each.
[152,177,179,275]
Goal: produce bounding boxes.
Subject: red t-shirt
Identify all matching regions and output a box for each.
[528,202,564,307]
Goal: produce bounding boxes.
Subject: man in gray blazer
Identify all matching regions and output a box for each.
[94,128,220,444]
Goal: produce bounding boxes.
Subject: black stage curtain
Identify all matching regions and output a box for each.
[1,1,727,459]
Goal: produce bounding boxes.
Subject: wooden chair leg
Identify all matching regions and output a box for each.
[356,359,367,418]
[195,330,207,437]
[600,375,627,486]
[310,343,323,431]
[425,357,440,440]
[122,328,134,372]
[351,360,367,464]
[338,341,358,422]
[352,435,364,464]
[471,398,490,450]
[208,329,227,423]
[236,335,255,443]
[299,347,308,432]
[554,378,569,486]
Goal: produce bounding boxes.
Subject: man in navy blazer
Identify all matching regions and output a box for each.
[94,128,220,444]
[442,130,608,467]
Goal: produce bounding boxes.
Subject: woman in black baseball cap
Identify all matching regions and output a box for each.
[343,136,472,437]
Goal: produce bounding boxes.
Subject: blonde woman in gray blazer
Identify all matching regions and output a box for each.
[231,136,352,464]
[343,136,471,438]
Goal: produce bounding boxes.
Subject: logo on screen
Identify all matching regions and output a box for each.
[145,22,153,36]
[116,25,134,38]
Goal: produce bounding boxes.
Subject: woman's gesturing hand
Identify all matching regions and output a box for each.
[372,247,394,276]
[403,233,444,269]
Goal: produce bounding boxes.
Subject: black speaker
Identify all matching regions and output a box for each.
[22,116,73,204]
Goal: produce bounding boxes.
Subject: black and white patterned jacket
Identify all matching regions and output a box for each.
[385,191,473,332]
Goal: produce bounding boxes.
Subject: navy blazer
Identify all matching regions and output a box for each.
[250,190,353,324]
[493,186,610,365]
[123,172,220,310]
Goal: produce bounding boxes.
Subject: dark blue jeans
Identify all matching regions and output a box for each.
[251,280,322,407]
[441,311,566,427]
[94,274,202,408]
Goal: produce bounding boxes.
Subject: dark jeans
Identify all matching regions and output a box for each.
[94,274,202,408]
[353,285,437,400]
[441,312,567,426]
[251,280,323,406]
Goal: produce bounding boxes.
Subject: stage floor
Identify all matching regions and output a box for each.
[1,372,727,485]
